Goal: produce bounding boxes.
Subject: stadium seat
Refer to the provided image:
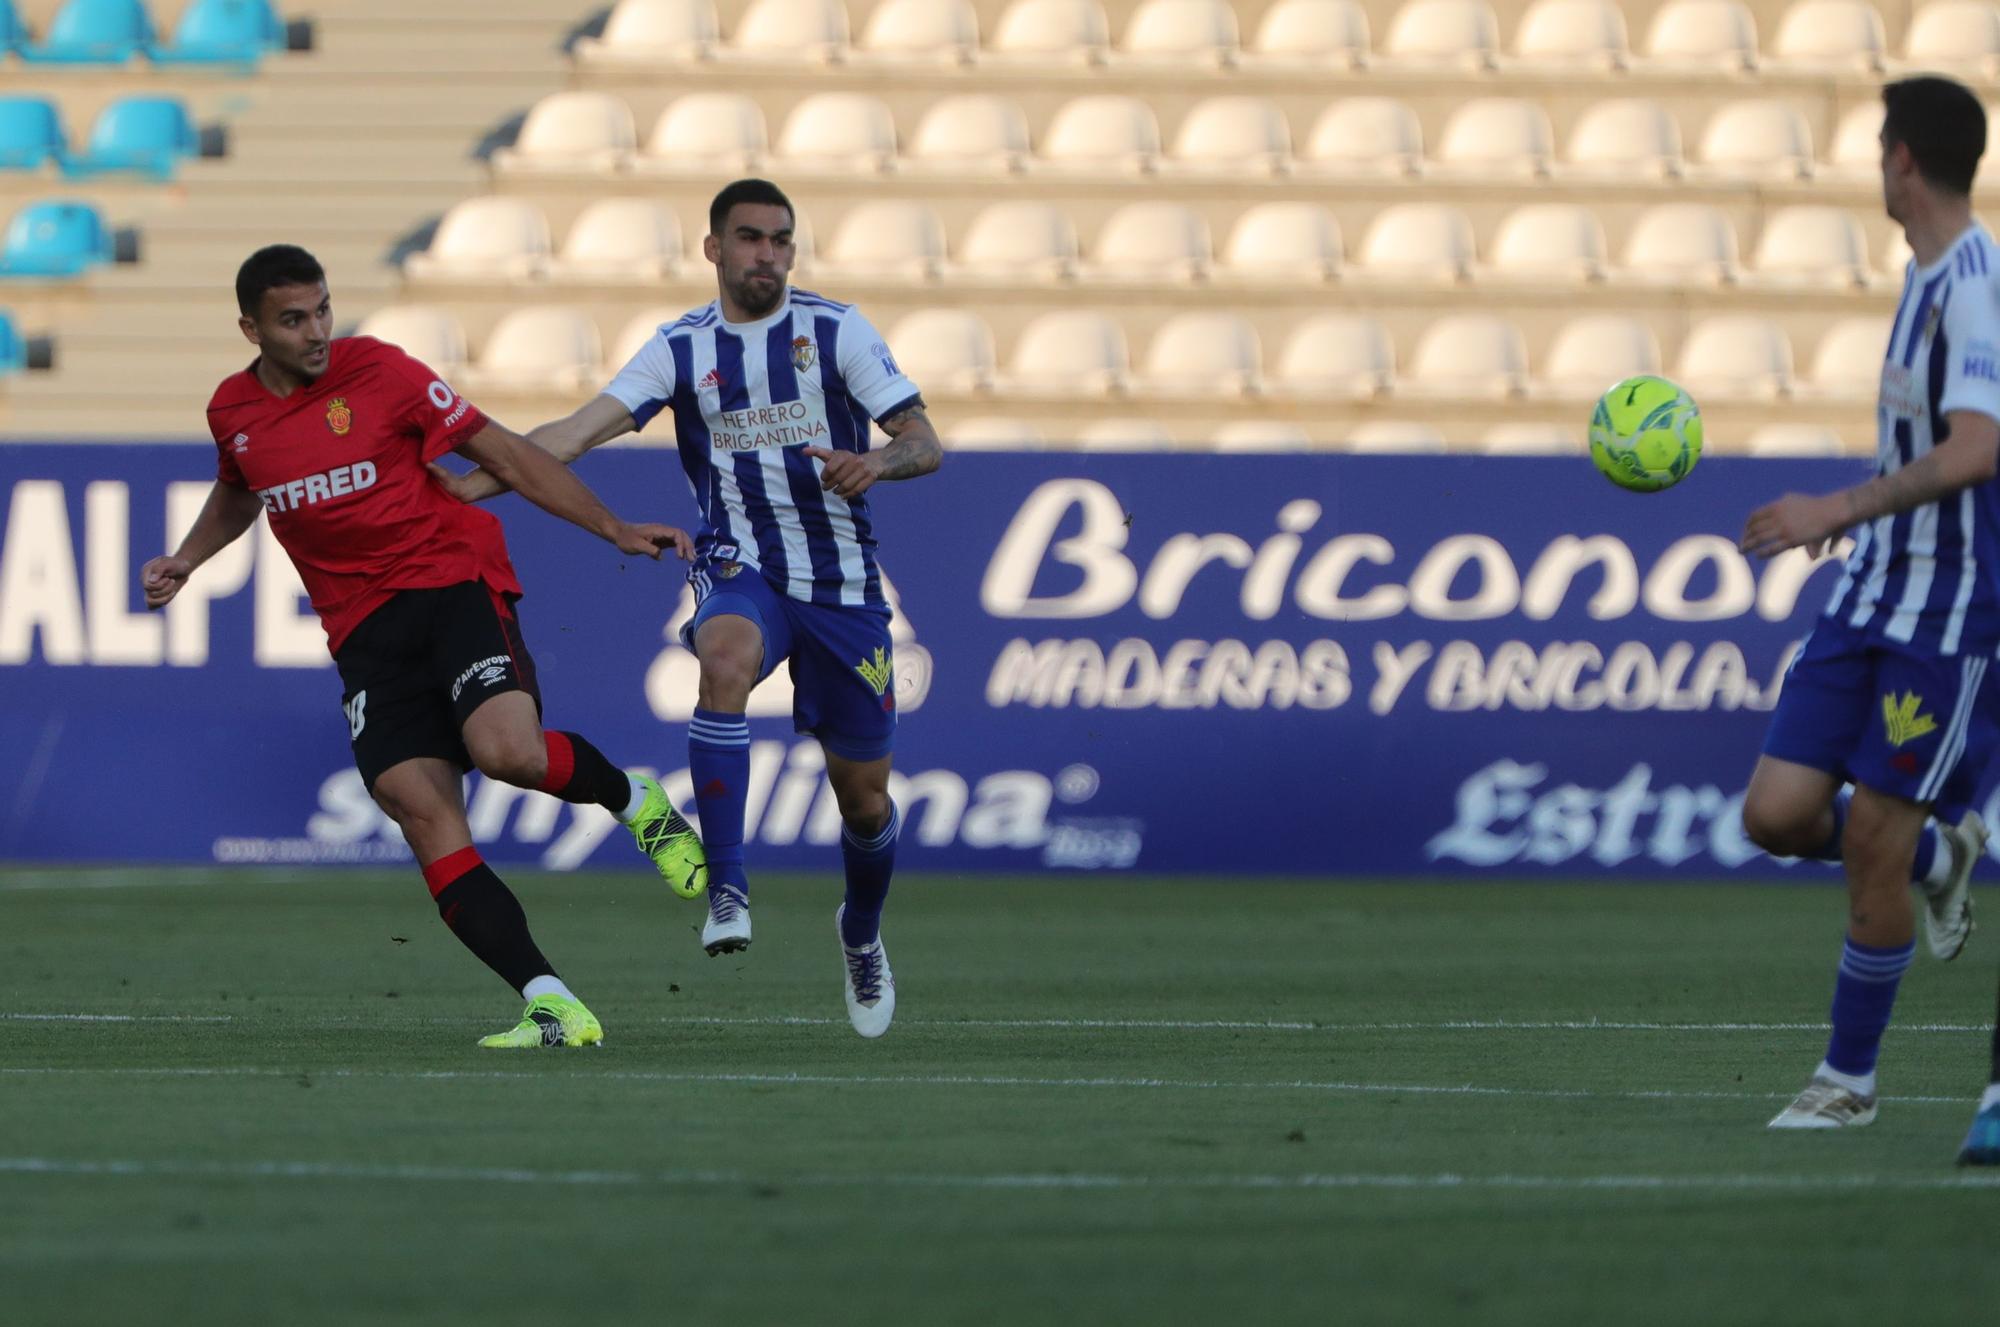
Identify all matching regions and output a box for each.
[1880,230,1912,280]
[1480,424,1583,454]
[858,0,978,62]
[354,305,469,375]
[1749,206,1870,288]
[607,307,681,370]
[1079,418,1175,449]
[774,93,898,172]
[1007,310,1129,394]
[1540,314,1661,397]
[955,201,1078,281]
[67,97,198,178]
[1354,203,1475,281]
[1620,202,1739,284]
[1747,423,1844,456]
[0,200,114,277]
[1345,421,1446,452]
[1119,0,1239,64]
[1770,0,1885,69]
[947,416,1046,449]
[1905,2,2000,76]
[637,94,767,174]
[1563,99,1683,178]
[991,0,1110,62]
[1512,0,1629,68]
[729,0,849,62]
[0,1,21,54]
[1085,202,1210,281]
[547,198,681,282]
[1406,315,1529,398]
[1249,0,1368,67]
[0,308,24,374]
[465,307,603,394]
[151,0,285,64]
[1825,101,1884,180]
[403,197,551,282]
[19,0,152,63]
[1213,421,1315,450]
[575,0,719,62]
[1380,0,1499,68]
[907,95,1031,173]
[493,93,635,174]
[1273,314,1394,398]
[1433,98,1554,177]
[1487,204,1607,282]
[1805,315,1890,401]
[1696,101,1813,180]
[1040,95,1161,173]
[1219,203,1342,282]
[886,308,996,393]
[1643,0,1758,70]
[0,97,68,171]
[820,200,948,281]
[1300,98,1422,176]
[1168,96,1291,175]
[1676,315,1794,399]
[1137,312,1261,396]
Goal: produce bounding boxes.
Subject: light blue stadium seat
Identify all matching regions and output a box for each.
[150,0,282,63]
[0,310,24,374]
[0,201,114,278]
[0,1,25,53]
[0,98,68,171]
[18,0,154,63]
[66,97,196,178]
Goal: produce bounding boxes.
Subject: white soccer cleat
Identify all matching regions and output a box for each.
[702,884,751,957]
[836,904,895,1039]
[1768,1076,1878,1130]
[1922,811,1984,962]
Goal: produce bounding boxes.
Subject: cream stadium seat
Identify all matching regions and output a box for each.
[1904,2,2000,77]
[547,199,683,282]
[1486,204,1607,282]
[1007,311,1130,394]
[1079,418,1175,448]
[1564,98,1683,178]
[491,92,635,174]
[1381,0,1499,68]
[857,0,978,63]
[1433,98,1554,177]
[1219,202,1342,282]
[1040,95,1161,172]
[1480,424,1584,453]
[729,0,849,62]
[820,201,947,282]
[1250,0,1368,67]
[1771,0,1885,69]
[1747,423,1845,455]
[463,307,603,394]
[1825,101,1884,181]
[1354,203,1474,281]
[1274,314,1394,398]
[1137,312,1262,396]
[1880,230,1913,282]
[947,416,1046,448]
[1301,98,1422,176]
[774,93,897,172]
[1345,421,1446,452]
[609,308,683,371]
[991,0,1111,62]
[635,93,768,174]
[1539,314,1661,397]
[403,197,551,282]
[574,0,719,63]
[1512,0,1629,69]
[908,95,1031,173]
[1167,96,1292,175]
[1119,0,1239,64]
[787,212,818,279]
[1406,314,1529,398]
[954,201,1079,281]
[1645,0,1757,69]
[1677,315,1794,399]
[356,306,469,375]
[1085,201,1211,281]
[1620,202,1740,284]
[886,308,995,392]
[1213,421,1315,450]
[1749,206,1870,288]
[1696,101,1813,180]
[1806,315,1890,401]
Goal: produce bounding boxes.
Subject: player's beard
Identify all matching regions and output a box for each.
[733,270,785,319]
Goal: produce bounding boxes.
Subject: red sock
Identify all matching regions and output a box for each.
[537,731,576,796]
[422,845,483,899]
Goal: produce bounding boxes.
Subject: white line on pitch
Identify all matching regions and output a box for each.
[3,1013,233,1024]
[651,1016,1992,1034]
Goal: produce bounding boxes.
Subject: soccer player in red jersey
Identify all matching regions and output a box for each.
[141,245,707,1048]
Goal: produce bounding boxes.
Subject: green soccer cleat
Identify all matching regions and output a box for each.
[625,773,707,899]
[477,994,603,1049]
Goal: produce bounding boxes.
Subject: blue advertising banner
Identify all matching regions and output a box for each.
[0,443,1922,876]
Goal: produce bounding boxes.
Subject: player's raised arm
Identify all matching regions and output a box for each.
[453,419,691,560]
[142,479,265,609]
[432,394,637,505]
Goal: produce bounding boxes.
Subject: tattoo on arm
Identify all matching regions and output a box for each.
[872,403,942,482]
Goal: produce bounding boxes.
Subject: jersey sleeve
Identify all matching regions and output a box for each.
[602,329,677,433]
[214,434,246,487]
[372,342,491,461]
[1941,274,2000,424]
[835,306,922,425]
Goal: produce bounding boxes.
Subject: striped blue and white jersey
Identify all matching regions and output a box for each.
[1823,224,2000,655]
[603,290,921,609]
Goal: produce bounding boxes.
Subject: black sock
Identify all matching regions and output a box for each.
[539,730,633,813]
[431,862,558,995]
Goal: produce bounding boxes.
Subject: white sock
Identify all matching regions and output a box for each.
[1921,823,1955,891]
[1816,1060,1877,1098]
[1980,1083,2000,1112]
[521,975,577,1003]
[613,773,652,825]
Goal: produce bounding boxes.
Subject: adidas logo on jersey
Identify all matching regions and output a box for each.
[698,369,724,391]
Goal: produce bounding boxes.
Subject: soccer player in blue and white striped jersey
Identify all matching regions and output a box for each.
[441,179,941,1037]
[1738,77,2000,1133]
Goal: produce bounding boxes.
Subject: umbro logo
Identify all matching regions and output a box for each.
[231,433,250,452]
[698,369,724,391]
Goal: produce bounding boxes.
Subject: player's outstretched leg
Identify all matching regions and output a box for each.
[1959,979,2000,1164]
[423,847,602,1049]
[1913,809,1984,961]
[691,707,753,955]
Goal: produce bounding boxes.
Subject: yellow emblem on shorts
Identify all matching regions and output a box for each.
[1882,691,1938,747]
[326,397,352,436]
[855,646,893,697]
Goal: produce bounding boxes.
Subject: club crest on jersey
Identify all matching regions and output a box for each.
[326,397,353,436]
[854,646,894,698]
[791,336,815,372]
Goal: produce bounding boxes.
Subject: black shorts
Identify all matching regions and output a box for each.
[332,580,542,790]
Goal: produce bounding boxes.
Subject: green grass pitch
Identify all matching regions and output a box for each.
[3,869,1999,1325]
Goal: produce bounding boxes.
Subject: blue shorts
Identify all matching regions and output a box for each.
[1763,617,1999,808]
[681,560,897,762]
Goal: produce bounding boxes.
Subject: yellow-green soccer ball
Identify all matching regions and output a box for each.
[1589,375,1704,493]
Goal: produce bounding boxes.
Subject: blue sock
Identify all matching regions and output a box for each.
[1824,937,1915,1079]
[689,708,750,900]
[1807,790,1851,863]
[1912,822,1948,888]
[839,802,900,948]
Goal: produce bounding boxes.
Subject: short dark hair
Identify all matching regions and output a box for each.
[1883,76,1987,196]
[235,244,325,318]
[708,178,794,236]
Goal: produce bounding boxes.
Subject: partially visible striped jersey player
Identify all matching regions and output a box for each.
[440,178,941,1038]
